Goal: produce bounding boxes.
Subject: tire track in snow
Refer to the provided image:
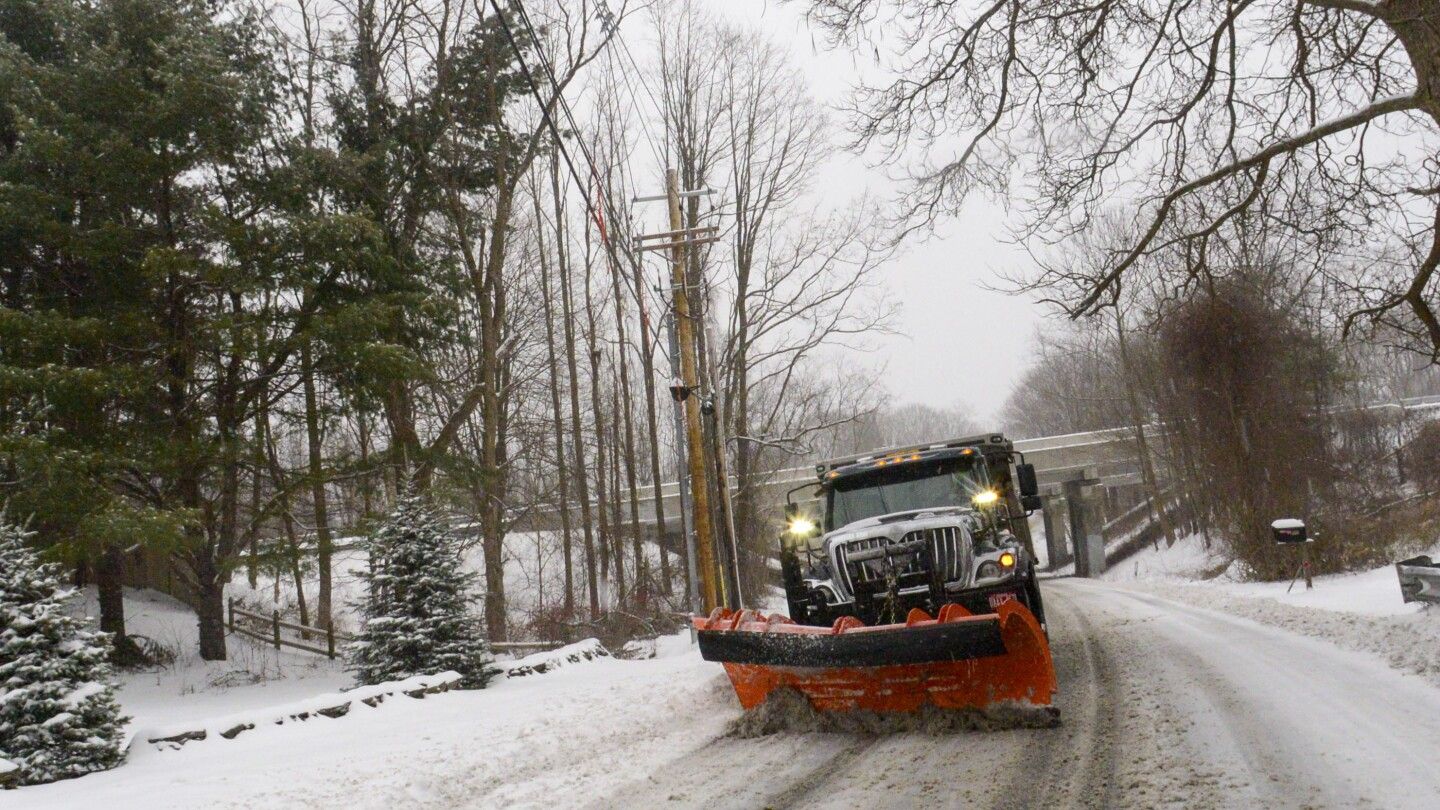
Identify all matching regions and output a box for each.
[1007,583,1122,810]
[1099,584,1440,809]
[759,736,880,809]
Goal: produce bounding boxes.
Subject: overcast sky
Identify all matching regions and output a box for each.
[696,0,1050,421]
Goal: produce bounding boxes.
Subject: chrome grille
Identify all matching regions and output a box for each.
[834,526,966,598]
[836,536,924,595]
[902,526,965,583]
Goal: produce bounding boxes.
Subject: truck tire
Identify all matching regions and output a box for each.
[1023,562,1047,631]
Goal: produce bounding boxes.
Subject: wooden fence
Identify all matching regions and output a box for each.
[227,598,351,659]
[490,640,565,654]
[226,598,563,660]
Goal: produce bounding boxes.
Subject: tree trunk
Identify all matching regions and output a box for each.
[261,402,310,631]
[554,155,601,620]
[586,308,617,607]
[194,552,227,661]
[96,545,146,665]
[609,255,647,604]
[536,199,576,615]
[358,410,374,518]
[248,423,262,589]
[301,342,334,627]
[607,378,628,606]
[633,282,673,595]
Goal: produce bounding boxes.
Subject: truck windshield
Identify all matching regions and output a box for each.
[825,457,987,530]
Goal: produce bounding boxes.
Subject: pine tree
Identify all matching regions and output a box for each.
[347,496,496,689]
[0,516,127,786]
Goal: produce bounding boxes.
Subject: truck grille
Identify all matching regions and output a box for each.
[903,526,965,583]
[834,526,966,599]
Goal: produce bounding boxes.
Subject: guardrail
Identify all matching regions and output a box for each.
[1396,556,1440,605]
[226,598,352,659]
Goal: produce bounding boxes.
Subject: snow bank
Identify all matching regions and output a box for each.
[69,587,350,737]
[1106,531,1439,617]
[503,639,609,677]
[140,671,462,749]
[1102,532,1226,583]
[16,631,732,810]
[1124,581,1440,688]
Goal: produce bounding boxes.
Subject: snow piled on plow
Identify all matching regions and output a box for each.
[727,688,1060,738]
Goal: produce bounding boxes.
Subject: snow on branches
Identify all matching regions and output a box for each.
[347,496,497,689]
[0,516,126,786]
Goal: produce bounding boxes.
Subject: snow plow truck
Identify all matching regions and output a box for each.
[694,433,1057,714]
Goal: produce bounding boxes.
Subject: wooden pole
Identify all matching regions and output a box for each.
[271,610,281,650]
[666,168,720,612]
[327,620,336,660]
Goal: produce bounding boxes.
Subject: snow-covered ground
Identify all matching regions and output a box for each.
[27,578,1440,809]
[74,587,349,734]
[16,628,733,810]
[1103,531,1437,615]
[10,527,1437,808]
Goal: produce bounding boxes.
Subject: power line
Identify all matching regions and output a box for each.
[509,1,639,237]
[505,1,671,312]
[485,0,606,236]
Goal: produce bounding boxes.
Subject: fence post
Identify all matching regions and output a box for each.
[227,597,234,633]
[326,621,336,660]
[271,610,281,650]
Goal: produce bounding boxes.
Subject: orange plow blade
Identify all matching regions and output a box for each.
[694,602,1056,713]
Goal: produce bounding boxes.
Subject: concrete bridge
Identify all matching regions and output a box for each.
[514,427,1159,575]
[516,393,1440,577]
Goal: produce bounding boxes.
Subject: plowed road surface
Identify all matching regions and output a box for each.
[589,578,1440,810]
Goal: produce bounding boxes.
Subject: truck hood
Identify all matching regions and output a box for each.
[826,505,974,539]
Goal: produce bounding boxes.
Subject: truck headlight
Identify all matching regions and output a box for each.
[977,561,1000,580]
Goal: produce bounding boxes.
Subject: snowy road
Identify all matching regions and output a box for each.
[16,578,1440,809]
[589,579,1440,810]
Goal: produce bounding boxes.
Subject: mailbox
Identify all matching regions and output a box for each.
[1271,518,1308,544]
[1397,556,1440,605]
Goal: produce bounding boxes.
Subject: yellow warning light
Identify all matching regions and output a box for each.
[999,551,1016,569]
[972,489,999,507]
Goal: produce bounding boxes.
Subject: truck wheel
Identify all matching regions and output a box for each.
[1024,562,1047,631]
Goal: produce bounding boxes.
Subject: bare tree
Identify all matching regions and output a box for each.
[651,2,896,599]
[805,0,1440,359]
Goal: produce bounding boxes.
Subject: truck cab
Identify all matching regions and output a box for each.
[780,433,1046,629]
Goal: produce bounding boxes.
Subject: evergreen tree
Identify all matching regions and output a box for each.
[0,515,126,786]
[347,496,496,689]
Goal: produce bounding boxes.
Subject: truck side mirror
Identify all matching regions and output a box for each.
[1016,463,1039,498]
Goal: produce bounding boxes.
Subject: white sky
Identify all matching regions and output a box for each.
[699,0,1048,420]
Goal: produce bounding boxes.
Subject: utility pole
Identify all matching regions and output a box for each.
[667,313,700,618]
[636,169,721,612]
